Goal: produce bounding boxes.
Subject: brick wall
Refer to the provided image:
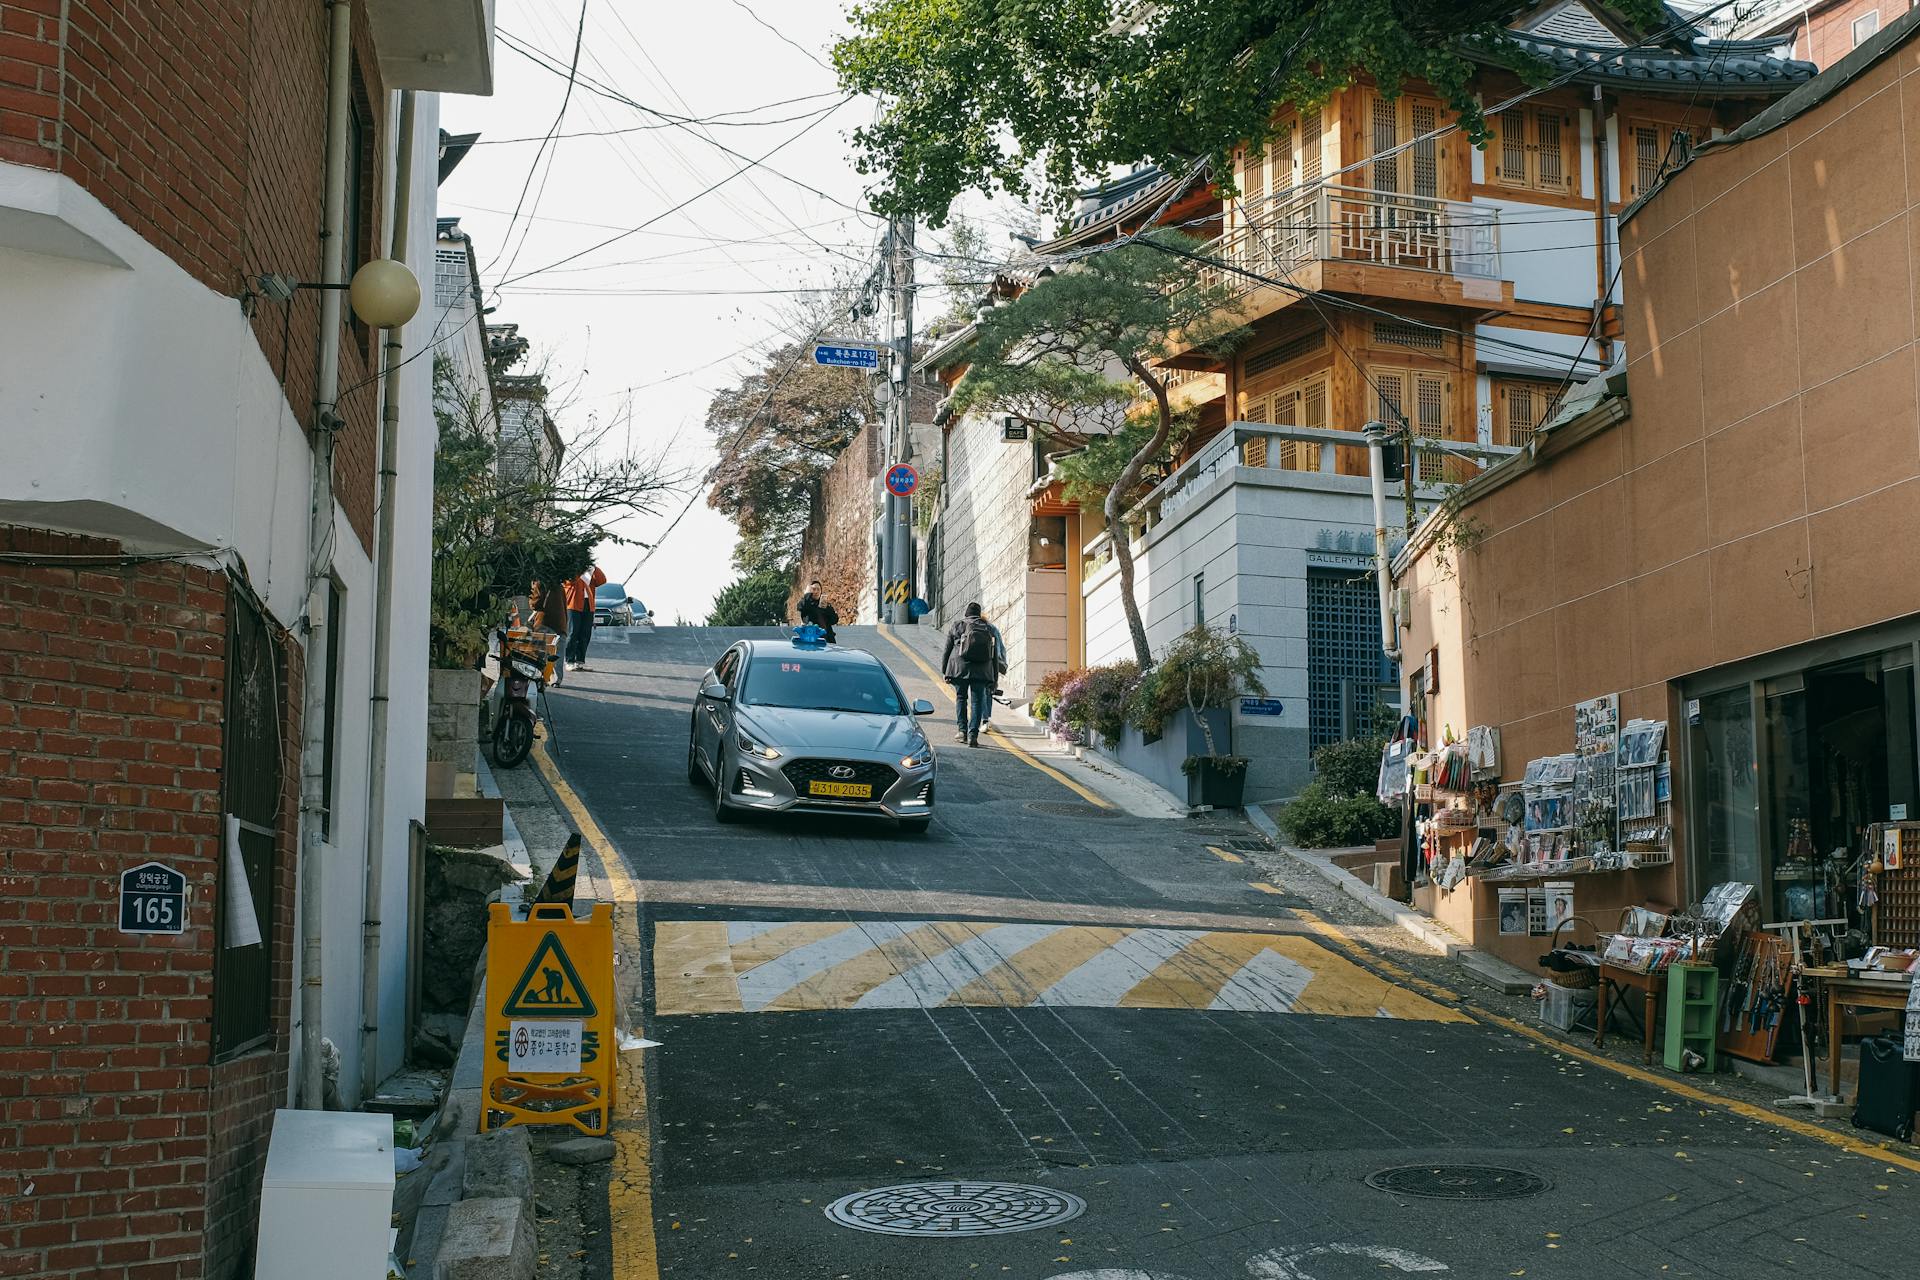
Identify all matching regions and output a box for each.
[0,1,385,552]
[0,526,302,1280]
[791,422,883,626]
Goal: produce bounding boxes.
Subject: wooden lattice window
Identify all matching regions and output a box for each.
[1245,373,1328,471]
[1300,108,1323,183]
[1494,378,1564,448]
[1372,366,1452,482]
[1624,120,1691,201]
[1489,105,1576,196]
[1366,93,1443,199]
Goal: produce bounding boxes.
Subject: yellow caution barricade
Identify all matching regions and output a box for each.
[481,901,616,1135]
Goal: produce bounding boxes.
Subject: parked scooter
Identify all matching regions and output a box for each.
[484,625,556,768]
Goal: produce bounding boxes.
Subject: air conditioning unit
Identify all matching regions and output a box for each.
[254,1110,393,1279]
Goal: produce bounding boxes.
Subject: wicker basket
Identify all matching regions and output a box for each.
[1540,915,1599,989]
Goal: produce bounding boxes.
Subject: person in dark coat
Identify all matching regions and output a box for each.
[941,601,1005,747]
[796,580,837,643]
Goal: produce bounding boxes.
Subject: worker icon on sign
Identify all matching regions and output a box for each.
[540,967,565,1004]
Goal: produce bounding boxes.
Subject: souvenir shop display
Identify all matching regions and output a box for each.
[1572,694,1620,856]
[1719,929,1797,1064]
[1871,823,1920,948]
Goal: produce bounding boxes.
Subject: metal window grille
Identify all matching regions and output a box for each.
[1410,103,1439,200]
[1371,94,1400,193]
[214,588,283,1061]
[1496,110,1527,185]
[1415,373,1449,482]
[1307,570,1392,751]
[1536,110,1565,190]
[1632,124,1662,197]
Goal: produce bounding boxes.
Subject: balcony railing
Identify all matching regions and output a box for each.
[1198,184,1502,295]
[1080,423,1522,576]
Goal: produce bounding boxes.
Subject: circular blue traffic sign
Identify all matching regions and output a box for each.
[885,463,919,497]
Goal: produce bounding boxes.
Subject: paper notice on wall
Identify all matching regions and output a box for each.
[223,816,262,949]
[1905,980,1920,1063]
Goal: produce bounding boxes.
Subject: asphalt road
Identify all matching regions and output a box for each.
[539,624,1920,1280]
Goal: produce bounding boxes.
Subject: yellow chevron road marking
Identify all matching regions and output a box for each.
[650,921,739,1014]
[946,925,1134,1006]
[1250,881,1285,895]
[1122,930,1280,1009]
[729,921,860,975]
[651,918,1463,1022]
[1206,845,1245,864]
[764,920,978,1011]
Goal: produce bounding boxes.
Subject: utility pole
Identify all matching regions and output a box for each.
[883,215,916,624]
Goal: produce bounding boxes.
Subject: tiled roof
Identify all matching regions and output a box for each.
[1493,33,1816,88]
[1064,165,1184,232]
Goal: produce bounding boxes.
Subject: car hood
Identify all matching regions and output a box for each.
[737,705,923,756]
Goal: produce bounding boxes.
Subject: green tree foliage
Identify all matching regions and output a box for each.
[835,0,1662,220]
[430,355,675,668]
[1277,735,1402,848]
[953,232,1247,666]
[705,339,876,575]
[705,567,794,627]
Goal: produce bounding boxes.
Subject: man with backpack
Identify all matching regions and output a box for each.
[941,601,1005,747]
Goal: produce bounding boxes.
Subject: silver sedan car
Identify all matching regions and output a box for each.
[686,637,938,833]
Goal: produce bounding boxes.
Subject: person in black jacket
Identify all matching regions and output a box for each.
[941,602,1005,747]
[796,580,837,642]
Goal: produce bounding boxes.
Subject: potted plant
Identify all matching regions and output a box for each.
[1131,625,1264,808]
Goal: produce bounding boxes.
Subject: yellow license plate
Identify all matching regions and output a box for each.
[808,780,872,798]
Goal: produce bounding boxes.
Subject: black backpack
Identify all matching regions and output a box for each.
[960,618,994,664]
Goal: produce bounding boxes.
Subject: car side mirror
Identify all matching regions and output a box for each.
[701,682,730,702]
[912,699,935,716]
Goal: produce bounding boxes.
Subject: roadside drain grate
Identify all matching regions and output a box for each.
[1364,1165,1551,1201]
[1226,837,1271,852]
[825,1181,1087,1237]
[1025,801,1121,819]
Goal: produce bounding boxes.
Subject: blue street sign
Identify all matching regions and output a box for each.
[884,463,919,497]
[1239,697,1284,717]
[814,343,880,369]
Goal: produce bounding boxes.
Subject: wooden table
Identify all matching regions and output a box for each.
[1595,963,1667,1065]
[1810,967,1914,1102]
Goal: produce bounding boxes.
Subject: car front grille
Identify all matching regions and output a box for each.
[781,758,898,799]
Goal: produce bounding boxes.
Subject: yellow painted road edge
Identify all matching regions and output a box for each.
[1284,907,1920,1176]
[531,741,660,1280]
[876,624,1113,809]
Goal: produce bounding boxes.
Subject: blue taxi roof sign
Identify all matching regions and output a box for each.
[791,624,829,649]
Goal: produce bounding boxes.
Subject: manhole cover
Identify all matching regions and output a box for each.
[1364,1165,1551,1201]
[1025,801,1120,819]
[825,1181,1087,1237]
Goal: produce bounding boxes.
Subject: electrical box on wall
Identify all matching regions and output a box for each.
[1394,588,1410,630]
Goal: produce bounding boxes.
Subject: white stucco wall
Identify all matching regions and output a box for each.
[936,411,1037,692]
[1082,460,1403,798]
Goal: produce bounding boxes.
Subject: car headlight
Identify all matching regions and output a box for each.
[901,740,934,769]
[737,730,781,760]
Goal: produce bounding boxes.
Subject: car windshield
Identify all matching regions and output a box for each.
[740,655,904,715]
[595,583,626,602]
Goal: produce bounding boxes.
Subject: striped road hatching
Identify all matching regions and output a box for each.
[652,919,1469,1021]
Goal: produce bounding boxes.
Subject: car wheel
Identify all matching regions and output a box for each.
[898,816,932,836]
[686,727,705,786]
[712,751,740,824]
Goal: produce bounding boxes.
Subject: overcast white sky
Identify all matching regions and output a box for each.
[437,1,1022,623]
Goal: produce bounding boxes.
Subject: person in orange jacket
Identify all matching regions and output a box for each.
[564,565,607,669]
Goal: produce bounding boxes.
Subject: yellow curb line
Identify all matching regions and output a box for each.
[1284,907,1920,1176]
[1249,881,1285,895]
[875,624,1113,810]
[1207,845,1245,864]
[531,741,660,1280]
